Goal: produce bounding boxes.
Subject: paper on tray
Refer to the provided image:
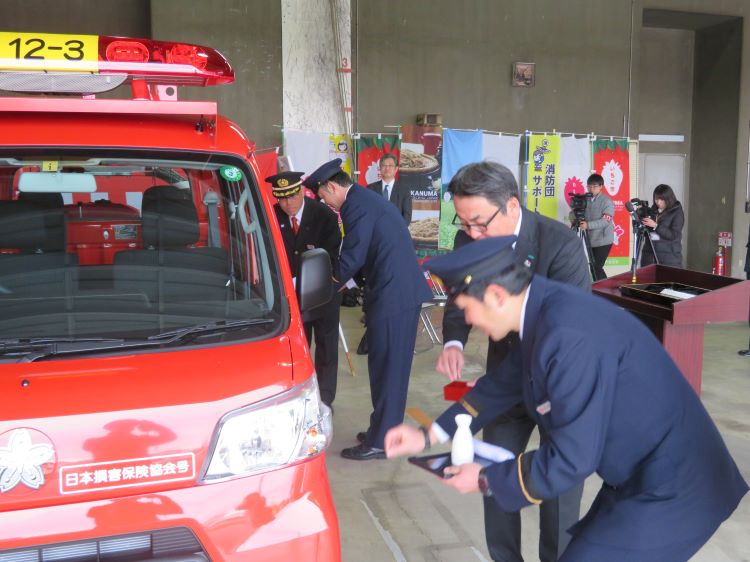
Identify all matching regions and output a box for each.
[472,438,515,463]
[660,288,697,300]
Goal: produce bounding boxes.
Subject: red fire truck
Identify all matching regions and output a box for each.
[0,32,340,561]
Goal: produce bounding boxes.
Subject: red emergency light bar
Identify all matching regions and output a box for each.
[98,35,234,86]
[0,32,234,93]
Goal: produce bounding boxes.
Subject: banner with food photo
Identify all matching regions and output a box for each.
[593,138,630,265]
[525,133,561,219]
[354,135,400,185]
[400,124,442,253]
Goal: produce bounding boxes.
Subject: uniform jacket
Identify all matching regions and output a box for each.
[368,179,412,225]
[274,197,341,279]
[643,202,684,266]
[338,184,431,321]
[569,193,614,247]
[441,276,748,550]
[274,198,341,322]
[442,206,591,368]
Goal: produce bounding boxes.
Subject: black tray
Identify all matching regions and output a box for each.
[408,452,494,478]
[619,282,709,307]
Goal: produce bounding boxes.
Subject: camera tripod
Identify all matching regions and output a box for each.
[571,220,597,282]
[629,219,659,282]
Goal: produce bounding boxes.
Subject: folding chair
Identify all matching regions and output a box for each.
[419,265,448,346]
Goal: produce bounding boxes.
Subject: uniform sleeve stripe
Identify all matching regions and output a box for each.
[459,398,479,417]
[517,453,542,505]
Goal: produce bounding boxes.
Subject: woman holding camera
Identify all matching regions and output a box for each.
[640,184,684,267]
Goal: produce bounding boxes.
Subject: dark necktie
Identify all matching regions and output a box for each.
[383,183,391,200]
[291,216,299,235]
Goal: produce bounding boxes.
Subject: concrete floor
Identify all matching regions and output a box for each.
[325,306,750,562]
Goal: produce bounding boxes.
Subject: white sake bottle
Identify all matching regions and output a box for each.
[451,414,474,465]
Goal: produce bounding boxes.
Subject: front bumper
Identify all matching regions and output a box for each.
[0,454,340,562]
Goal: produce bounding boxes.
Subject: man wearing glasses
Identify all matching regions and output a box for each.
[368,153,412,225]
[436,161,590,562]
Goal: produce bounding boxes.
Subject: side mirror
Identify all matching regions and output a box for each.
[298,248,333,313]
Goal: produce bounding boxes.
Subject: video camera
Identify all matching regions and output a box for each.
[628,198,657,221]
[568,192,593,224]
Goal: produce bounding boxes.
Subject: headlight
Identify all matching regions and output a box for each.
[200,376,332,482]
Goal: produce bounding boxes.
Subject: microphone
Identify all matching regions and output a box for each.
[625,201,635,213]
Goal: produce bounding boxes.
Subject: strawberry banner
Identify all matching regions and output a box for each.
[354,135,400,186]
[593,139,630,265]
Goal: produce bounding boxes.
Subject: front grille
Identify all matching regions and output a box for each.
[0,527,206,562]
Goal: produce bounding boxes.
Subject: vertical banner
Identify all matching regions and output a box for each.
[329,134,353,176]
[525,134,561,219]
[283,130,330,175]
[400,124,442,255]
[559,136,592,224]
[354,135,400,185]
[593,139,630,265]
[482,133,522,184]
[438,130,522,250]
[254,149,280,200]
[440,129,483,250]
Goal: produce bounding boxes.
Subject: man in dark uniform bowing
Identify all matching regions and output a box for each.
[268,171,342,408]
[386,236,748,562]
[305,159,431,460]
[437,161,589,561]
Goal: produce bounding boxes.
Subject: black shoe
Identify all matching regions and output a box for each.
[341,443,385,460]
[356,431,367,444]
[739,349,750,357]
[356,331,368,355]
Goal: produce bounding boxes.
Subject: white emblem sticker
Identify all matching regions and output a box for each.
[0,428,55,493]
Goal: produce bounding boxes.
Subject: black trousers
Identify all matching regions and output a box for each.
[362,306,420,449]
[590,244,611,281]
[483,404,583,562]
[303,292,341,407]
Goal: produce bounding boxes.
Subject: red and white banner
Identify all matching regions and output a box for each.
[593,139,630,265]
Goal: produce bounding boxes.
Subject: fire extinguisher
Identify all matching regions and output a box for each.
[713,246,726,276]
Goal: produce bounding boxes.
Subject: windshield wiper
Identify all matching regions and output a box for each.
[0,338,127,363]
[146,318,274,343]
[3,319,273,362]
[0,337,124,354]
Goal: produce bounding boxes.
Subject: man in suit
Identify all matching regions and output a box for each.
[268,171,342,407]
[368,153,412,225]
[358,153,413,356]
[386,235,748,561]
[305,159,432,460]
[436,162,590,561]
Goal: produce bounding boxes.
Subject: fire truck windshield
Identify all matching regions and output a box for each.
[0,152,283,347]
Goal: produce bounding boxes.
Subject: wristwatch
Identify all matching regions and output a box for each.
[477,467,493,497]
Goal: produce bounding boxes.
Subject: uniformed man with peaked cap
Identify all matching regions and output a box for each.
[306,158,431,460]
[268,170,342,408]
[385,236,747,561]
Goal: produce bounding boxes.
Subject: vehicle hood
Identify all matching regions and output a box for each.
[0,336,294,511]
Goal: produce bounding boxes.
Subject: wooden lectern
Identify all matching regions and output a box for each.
[593,265,750,395]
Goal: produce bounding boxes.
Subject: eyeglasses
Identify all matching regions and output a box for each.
[451,207,502,233]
